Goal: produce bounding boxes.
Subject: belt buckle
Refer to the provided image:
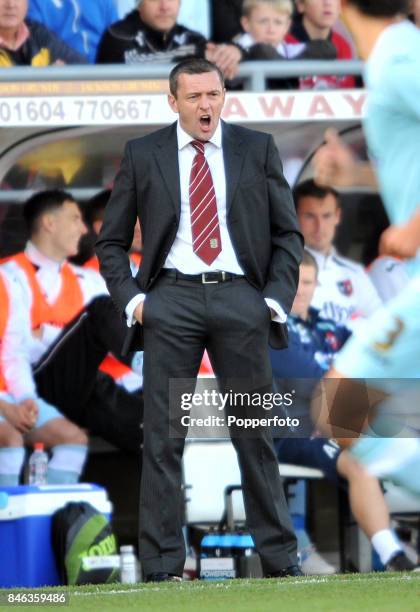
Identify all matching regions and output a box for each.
[201,272,220,284]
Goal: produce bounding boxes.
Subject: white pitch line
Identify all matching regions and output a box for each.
[70,574,418,597]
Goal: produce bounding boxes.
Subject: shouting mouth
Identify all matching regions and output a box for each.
[200,114,211,130]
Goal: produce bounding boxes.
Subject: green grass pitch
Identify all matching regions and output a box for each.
[2,573,419,611]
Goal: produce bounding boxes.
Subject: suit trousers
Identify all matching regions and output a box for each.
[140,274,298,576]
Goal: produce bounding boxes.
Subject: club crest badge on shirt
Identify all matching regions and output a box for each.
[337,279,353,297]
[324,331,339,352]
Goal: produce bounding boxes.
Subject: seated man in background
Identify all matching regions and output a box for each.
[288,0,357,88]
[294,179,382,325]
[271,251,417,572]
[27,0,119,63]
[0,0,87,66]
[236,0,336,89]
[82,189,142,276]
[0,270,88,486]
[97,0,242,81]
[1,190,143,454]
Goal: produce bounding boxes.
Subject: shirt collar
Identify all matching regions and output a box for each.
[0,22,30,51]
[25,241,63,273]
[177,120,222,151]
[306,246,336,270]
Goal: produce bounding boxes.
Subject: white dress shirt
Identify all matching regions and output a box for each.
[126,120,286,325]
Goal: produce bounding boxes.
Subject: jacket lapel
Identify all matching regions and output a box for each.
[222,121,246,214]
[154,123,181,219]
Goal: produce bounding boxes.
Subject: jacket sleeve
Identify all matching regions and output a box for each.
[29,20,88,64]
[96,29,124,63]
[95,142,141,316]
[263,135,304,314]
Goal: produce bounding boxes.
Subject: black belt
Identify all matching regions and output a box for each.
[160,269,244,284]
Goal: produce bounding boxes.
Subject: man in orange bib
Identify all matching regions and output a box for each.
[1,190,143,457]
[0,269,88,485]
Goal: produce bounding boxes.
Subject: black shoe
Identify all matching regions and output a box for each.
[145,572,183,583]
[267,565,304,578]
[385,552,416,572]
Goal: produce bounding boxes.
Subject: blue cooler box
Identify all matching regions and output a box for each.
[0,483,112,588]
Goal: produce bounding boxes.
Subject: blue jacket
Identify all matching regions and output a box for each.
[270,309,350,423]
[270,308,350,379]
[28,0,118,63]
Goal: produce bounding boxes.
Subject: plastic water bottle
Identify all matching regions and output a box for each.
[120,545,139,584]
[28,442,48,485]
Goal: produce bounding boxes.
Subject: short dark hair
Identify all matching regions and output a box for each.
[23,189,76,235]
[293,179,339,211]
[169,58,225,97]
[84,189,111,227]
[346,0,410,17]
[301,249,318,276]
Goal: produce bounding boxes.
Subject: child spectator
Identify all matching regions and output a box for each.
[27,0,118,63]
[236,0,335,90]
[289,0,357,89]
[0,0,86,67]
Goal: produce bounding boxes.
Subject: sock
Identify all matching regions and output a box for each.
[288,481,312,552]
[292,516,312,553]
[288,480,306,514]
[371,529,402,565]
[47,444,87,484]
[0,447,25,486]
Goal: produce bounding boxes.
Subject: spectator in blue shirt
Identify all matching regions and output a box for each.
[28,0,118,63]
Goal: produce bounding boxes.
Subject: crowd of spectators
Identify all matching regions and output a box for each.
[2,0,419,84]
[0,0,365,88]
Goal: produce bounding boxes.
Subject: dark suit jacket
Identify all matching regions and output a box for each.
[96,120,303,353]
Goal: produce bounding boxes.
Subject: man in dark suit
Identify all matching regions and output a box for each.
[96,58,304,582]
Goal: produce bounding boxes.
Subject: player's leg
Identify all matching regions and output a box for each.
[312,279,420,496]
[336,450,416,570]
[25,398,88,484]
[275,437,337,574]
[0,415,25,486]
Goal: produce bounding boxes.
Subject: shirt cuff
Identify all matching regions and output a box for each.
[125,293,146,327]
[265,298,287,324]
